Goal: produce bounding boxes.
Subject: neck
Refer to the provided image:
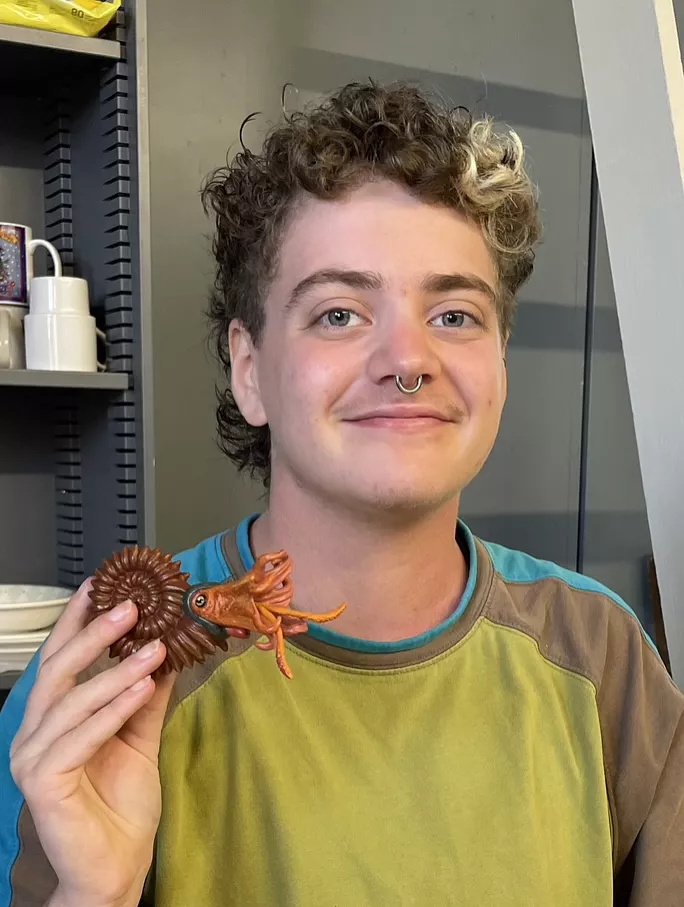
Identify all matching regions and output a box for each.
[249,485,467,643]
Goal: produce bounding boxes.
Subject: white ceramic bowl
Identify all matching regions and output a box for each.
[0,628,51,648]
[0,648,41,674]
[0,585,73,633]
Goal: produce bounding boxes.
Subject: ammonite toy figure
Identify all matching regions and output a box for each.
[89,546,346,679]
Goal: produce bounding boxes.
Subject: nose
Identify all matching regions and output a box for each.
[366,312,442,390]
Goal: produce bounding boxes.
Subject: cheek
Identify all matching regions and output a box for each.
[450,345,505,412]
[272,339,357,415]
[488,368,507,408]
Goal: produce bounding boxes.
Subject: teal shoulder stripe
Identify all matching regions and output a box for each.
[482,539,661,661]
[175,532,232,585]
[235,513,260,572]
[0,651,41,907]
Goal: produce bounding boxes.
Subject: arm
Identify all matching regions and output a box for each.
[598,607,684,906]
[615,715,684,905]
[0,653,58,907]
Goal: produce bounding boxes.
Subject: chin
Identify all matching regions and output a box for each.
[325,471,461,516]
[284,454,470,515]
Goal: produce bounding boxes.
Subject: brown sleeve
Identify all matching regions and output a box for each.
[596,605,684,905]
[617,714,684,904]
[615,720,684,907]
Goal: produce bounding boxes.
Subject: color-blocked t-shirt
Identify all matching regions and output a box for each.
[1,517,682,906]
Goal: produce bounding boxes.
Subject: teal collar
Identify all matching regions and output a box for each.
[235,514,478,654]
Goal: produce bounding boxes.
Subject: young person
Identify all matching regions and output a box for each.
[1,82,682,907]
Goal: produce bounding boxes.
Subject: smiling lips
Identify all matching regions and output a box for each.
[345,404,455,431]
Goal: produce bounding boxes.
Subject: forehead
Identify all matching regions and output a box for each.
[273,180,496,290]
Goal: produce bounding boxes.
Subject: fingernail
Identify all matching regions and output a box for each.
[109,601,133,622]
[130,676,151,692]
[136,639,161,660]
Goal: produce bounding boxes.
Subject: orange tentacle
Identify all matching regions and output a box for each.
[274,624,292,679]
[259,586,293,611]
[251,604,280,635]
[266,602,347,624]
[250,553,291,595]
[255,605,279,629]
[254,581,292,608]
[254,566,290,588]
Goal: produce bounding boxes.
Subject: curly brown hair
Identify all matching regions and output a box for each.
[201,80,542,488]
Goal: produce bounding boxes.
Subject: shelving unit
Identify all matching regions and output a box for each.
[0,370,129,389]
[0,2,148,683]
[0,22,122,59]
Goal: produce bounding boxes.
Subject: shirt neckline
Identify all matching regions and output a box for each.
[233,513,480,656]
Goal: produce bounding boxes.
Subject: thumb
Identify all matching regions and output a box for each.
[119,668,177,760]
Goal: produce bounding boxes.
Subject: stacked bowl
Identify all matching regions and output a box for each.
[0,585,72,674]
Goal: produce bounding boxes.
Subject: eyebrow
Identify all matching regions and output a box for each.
[285,268,496,310]
[420,272,496,302]
[286,269,384,310]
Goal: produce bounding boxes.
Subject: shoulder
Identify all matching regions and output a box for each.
[475,535,667,689]
[174,530,234,585]
[173,513,257,584]
[473,534,684,869]
[474,533,683,865]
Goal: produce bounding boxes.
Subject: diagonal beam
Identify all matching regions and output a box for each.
[571,0,684,686]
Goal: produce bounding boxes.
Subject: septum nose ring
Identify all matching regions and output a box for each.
[395,374,423,395]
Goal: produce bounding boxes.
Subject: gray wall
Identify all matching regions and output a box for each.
[145,0,295,553]
[143,0,655,630]
[582,208,652,631]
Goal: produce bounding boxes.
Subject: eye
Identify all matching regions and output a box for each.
[317,308,365,329]
[431,311,466,328]
[193,593,207,609]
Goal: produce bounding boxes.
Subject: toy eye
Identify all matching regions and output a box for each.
[193,593,207,609]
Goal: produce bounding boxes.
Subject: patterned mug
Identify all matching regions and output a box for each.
[0,223,62,306]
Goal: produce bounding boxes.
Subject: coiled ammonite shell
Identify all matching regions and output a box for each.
[89,546,228,674]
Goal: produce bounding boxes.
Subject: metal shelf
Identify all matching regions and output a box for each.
[0,3,139,694]
[0,23,121,59]
[0,370,129,390]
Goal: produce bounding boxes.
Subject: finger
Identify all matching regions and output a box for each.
[119,668,178,760]
[27,675,160,781]
[16,639,167,768]
[39,577,95,664]
[19,599,141,746]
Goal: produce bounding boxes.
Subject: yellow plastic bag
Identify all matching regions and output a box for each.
[0,0,121,39]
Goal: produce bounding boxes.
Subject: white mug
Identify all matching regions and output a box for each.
[0,304,26,369]
[29,276,90,316]
[0,223,62,306]
[24,313,106,372]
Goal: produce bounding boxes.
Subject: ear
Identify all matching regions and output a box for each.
[501,336,508,402]
[228,318,268,427]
